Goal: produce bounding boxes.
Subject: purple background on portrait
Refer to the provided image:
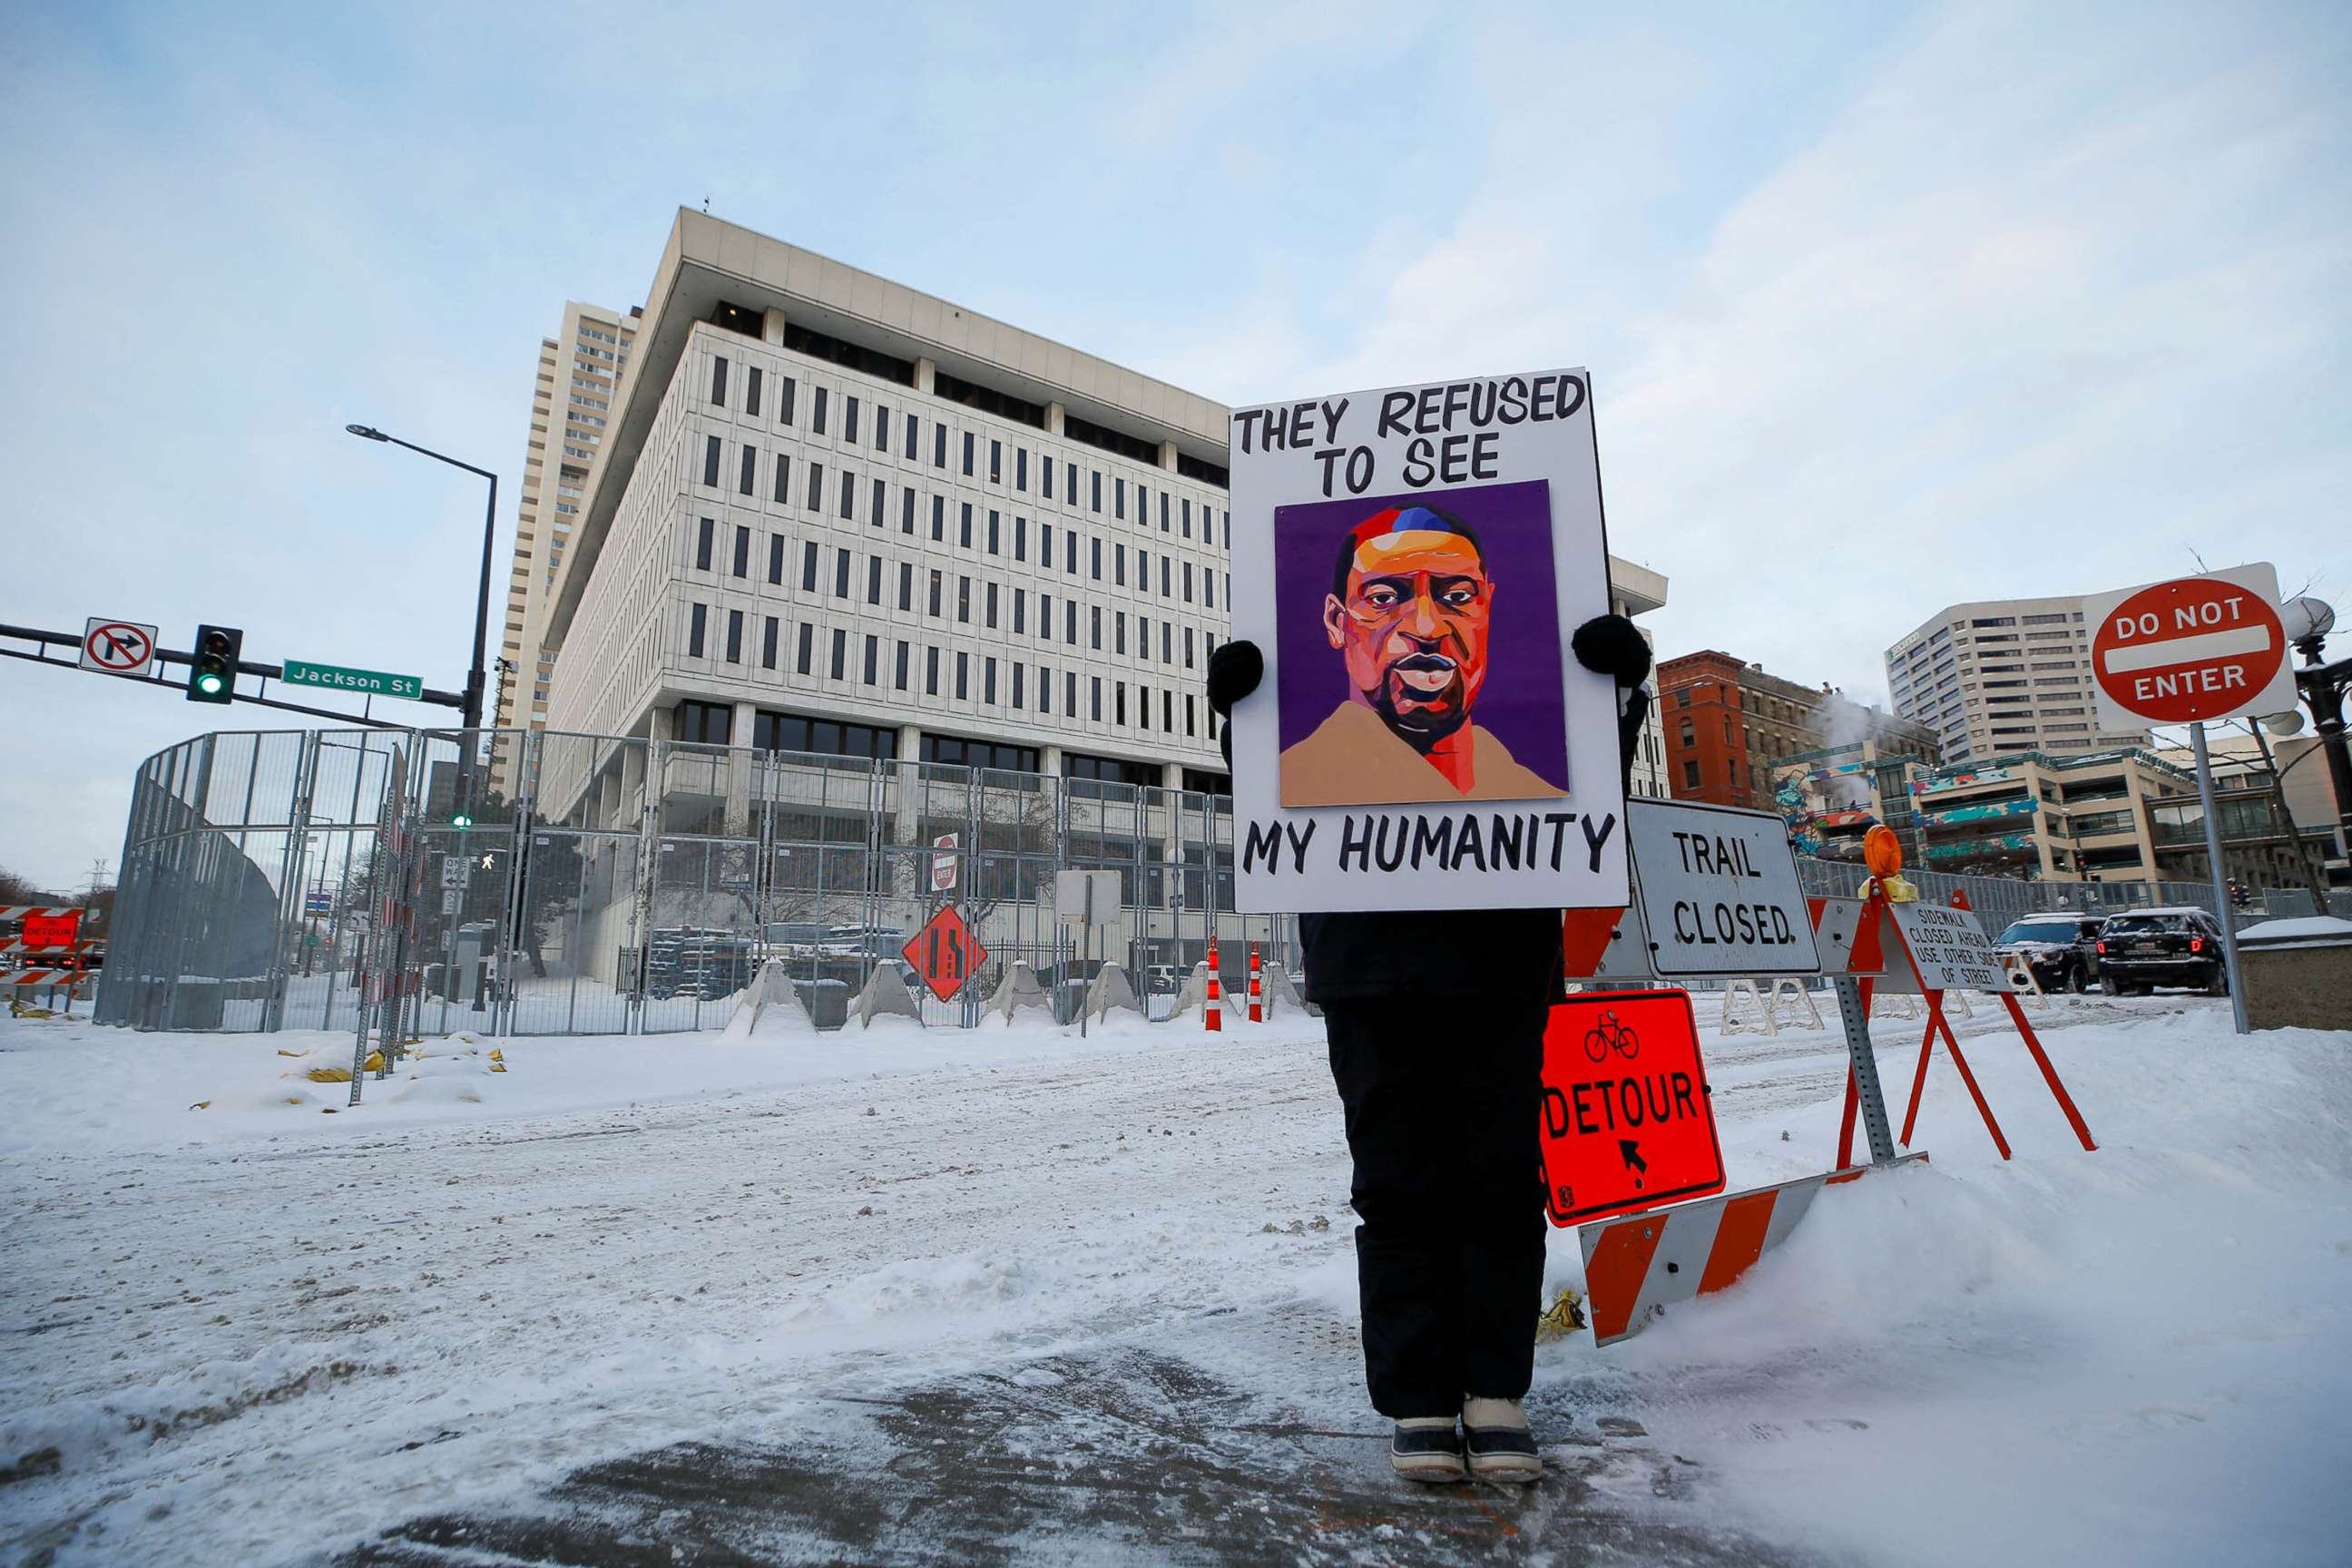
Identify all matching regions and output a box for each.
[1273,477,1566,788]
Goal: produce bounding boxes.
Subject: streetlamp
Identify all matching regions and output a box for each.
[2282,596,2352,867]
[344,424,499,735]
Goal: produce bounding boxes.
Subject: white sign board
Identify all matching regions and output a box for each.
[930,833,959,893]
[1890,902,2004,993]
[440,888,464,916]
[2082,563,2297,731]
[1225,369,1627,913]
[1626,799,1819,977]
[440,855,470,890]
[80,617,159,676]
[1054,868,1122,926]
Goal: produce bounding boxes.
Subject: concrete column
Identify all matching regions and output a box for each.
[761,309,786,347]
[1158,439,1178,473]
[728,699,760,837]
[1045,402,1066,436]
[1043,743,1064,776]
[915,358,936,395]
[893,722,923,845]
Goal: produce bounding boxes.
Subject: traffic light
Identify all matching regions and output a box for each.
[185,624,242,704]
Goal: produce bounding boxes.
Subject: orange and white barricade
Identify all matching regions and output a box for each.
[1205,942,1221,1033]
[1247,945,1264,1024]
[4,906,96,1014]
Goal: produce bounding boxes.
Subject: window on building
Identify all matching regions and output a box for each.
[829,628,847,681]
[1091,677,1103,720]
[801,541,818,592]
[1092,537,1102,580]
[702,436,721,487]
[762,615,779,669]
[867,556,882,604]
[773,453,790,503]
[931,495,945,541]
[745,366,761,417]
[831,548,849,599]
[806,462,823,512]
[1092,605,1102,650]
[1682,759,1700,789]
[901,488,915,534]
[898,561,913,611]
[797,622,814,675]
[987,510,1000,554]
[1012,662,1025,709]
[768,534,784,585]
[985,581,999,628]
[989,439,1002,484]
[926,644,940,695]
[695,515,714,571]
[863,634,878,685]
[725,609,743,663]
[1066,670,1077,715]
[962,430,975,476]
[1013,587,1026,635]
[956,574,972,623]
[919,735,1040,772]
[813,387,828,435]
[731,525,750,578]
[677,699,730,745]
[710,356,728,407]
[934,423,946,468]
[895,641,909,691]
[905,411,917,456]
[928,569,943,617]
[1016,448,1028,490]
[1041,524,1054,569]
[752,712,898,760]
[844,395,859,445]
[779,377,796,425]
[687,603,707,658]
[984,656,998,704]
[955,650,969,700]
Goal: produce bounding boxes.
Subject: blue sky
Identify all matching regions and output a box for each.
[2,0,2346,889]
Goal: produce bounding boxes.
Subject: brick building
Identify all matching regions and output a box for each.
[1659,650,1940,808]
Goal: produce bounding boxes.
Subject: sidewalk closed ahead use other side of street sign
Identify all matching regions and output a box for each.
[1539,989,1725,1226]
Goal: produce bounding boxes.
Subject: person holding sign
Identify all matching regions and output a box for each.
[1209,613,1652,1485]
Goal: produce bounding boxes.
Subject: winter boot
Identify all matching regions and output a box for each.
[1462,1396,1541,1484]
[1388,1416,1466,1482]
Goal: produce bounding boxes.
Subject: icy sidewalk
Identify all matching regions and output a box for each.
[4,998,2350,1565]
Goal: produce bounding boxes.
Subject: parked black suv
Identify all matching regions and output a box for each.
[1994,912,2104,994]
[2094,907,2229,995]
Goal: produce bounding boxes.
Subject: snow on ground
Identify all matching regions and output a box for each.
[2,991,2348,1565]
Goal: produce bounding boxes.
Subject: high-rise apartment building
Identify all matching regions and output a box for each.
[489,301,639,795]
[1884,594,2147,767]
[539,211,1671,801]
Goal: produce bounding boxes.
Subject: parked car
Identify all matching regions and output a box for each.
[1993,911,2105,994]
[2094,907,2230,995]
[1142,964,1184,995]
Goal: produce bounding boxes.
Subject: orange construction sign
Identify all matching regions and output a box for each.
[902,905,985,1004]
[1540,990,1725,1227]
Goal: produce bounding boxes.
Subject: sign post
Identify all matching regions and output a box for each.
[1056,868,1120,1036]
[2084,564,2295,1035]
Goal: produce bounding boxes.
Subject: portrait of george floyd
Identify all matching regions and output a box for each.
[1274,478,1568,808]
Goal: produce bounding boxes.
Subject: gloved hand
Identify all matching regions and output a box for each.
[1207,640,1263,772]
[1572,613,1652,793]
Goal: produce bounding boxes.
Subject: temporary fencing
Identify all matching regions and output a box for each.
[96,727,1293,1036]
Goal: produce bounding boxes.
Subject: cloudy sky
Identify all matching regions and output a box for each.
[2,0,2345,890]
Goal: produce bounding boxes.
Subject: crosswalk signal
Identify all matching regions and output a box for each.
[186,624,242,704]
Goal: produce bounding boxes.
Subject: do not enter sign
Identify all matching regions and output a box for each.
[1539,990,1724,1227]
[2085,564,2297,729]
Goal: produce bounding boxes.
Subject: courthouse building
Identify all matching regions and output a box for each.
[537,209,1670,799]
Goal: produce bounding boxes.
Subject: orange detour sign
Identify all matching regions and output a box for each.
[903,905,986,1004]
[1540,990,1725,1227]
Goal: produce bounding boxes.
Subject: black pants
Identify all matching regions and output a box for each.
[1325,997,1549,1417]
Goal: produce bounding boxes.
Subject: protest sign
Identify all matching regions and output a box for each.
[1226,370,1626,913]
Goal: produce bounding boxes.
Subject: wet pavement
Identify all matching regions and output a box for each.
[330,1328,1813,1568]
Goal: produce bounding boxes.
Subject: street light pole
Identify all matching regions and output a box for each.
[345,424,498,733]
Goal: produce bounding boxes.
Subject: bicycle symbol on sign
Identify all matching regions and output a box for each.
[1582,1008,1642,1064]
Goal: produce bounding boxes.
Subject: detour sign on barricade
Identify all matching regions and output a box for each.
[1539,989,1725,1226]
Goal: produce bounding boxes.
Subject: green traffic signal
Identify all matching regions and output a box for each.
[186,623,241,705]
[451,812,474,830]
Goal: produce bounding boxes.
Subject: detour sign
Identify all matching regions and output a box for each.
[1540,990,1724,1227]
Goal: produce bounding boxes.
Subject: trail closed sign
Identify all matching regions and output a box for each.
[2084,564,2297,730]
[1624,799,1819,977]
[1540,989,1725,1226]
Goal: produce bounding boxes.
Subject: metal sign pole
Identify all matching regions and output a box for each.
[2189,722,2249,1034]
[1832,975,1898,1165]
[1079,875,1093,1040]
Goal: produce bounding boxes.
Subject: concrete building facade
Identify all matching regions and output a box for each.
[489,301,638,795]
[1884,593,2149,767]
[539,211,1671,806]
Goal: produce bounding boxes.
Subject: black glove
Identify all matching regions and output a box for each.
[1206,640,1263,716]
[1207,640,1262,774]
[1572,614,1652,794]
